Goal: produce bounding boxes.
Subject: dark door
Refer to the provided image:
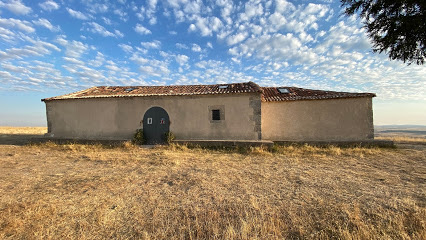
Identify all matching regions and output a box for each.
[143,107,170,144]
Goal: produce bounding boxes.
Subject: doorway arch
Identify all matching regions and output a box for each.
[143,106,170,144]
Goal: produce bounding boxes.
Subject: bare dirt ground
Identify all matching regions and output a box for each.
[0,127,425,239]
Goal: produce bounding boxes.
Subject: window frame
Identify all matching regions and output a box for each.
[208,105,225,123]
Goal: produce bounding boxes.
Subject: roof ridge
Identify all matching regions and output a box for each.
[42,82,376,102]
[94,81,255,88]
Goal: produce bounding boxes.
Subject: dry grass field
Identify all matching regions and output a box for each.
[0,127,425,239]
[0,127,47,135]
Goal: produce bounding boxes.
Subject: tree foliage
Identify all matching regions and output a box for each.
[341,0,426,65]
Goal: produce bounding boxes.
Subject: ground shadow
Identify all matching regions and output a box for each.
[0,134,46,146]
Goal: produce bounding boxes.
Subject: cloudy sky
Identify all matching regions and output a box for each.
[0,0,425,126]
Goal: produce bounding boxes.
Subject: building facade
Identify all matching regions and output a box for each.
[42,82,375,143]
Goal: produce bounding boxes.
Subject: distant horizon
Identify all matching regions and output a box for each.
[0,123,426,128]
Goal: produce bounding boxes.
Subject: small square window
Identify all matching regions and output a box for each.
[209,105,225,122]
[212,109,221,120]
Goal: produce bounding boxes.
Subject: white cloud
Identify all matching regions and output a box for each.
[129,52,170,77]
[139,65,157,76]
[191,44,201,52]
[63,56,85,65]
[147,0,158,9]
[130,53,149,64]
[0,40,60,60]
[87,3,108,14]
[88,52,105,67]
[33,40,61,52]
[0,0,32,15]
[301,3,328,18]
[32,18,60,32]
[175,54,189,65]
[165,0,180,9]
[105,60,122,72]
[227,32,248,45]
[86,22,115,37]
[0,26,15,42]
[114,30,124,38]
[229,33,320,65]
[137,0,158,24]
[297,3,329,29]
[66,8,89,20]
[299,31,313,43]
[0,70,13,78]
[317,30,326,38]
[114,8,128,22]
[188,24,196,32]
[239,0,263,22]
[315,21,370,55]
[39,0,59,11]
[102,17,112,25]
[217,0,233,24]
[183,0,202,14]
[74,65,106,81]
[134,23,151,35]
[56,36,88,58]
[0,17,34,33]
[191,16,223,36]
[149,17,157,25]
[275,0,295,14]
[141,40,161,49]
[118,43,133,53]
[2,62,30,73]
[176,43,188,49]
[195,17,212,36]
[268,12,287,32]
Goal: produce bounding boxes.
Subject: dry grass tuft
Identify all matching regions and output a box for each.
[1,128,425,239]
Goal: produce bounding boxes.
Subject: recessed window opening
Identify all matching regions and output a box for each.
[218,85,228,89]
[125,87,136,92]
[277,88,290,93]
[212,109,221,120]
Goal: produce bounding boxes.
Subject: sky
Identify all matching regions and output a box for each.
[0,0,425,126]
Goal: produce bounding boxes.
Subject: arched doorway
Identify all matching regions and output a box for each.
[143,106,170,144]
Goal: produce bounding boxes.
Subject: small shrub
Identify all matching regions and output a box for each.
[164,131,175,144]
[132,129,145,145]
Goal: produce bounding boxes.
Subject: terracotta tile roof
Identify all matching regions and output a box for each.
[42,81,375,102]
[261,87,376,102]
[42,82,262,101]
